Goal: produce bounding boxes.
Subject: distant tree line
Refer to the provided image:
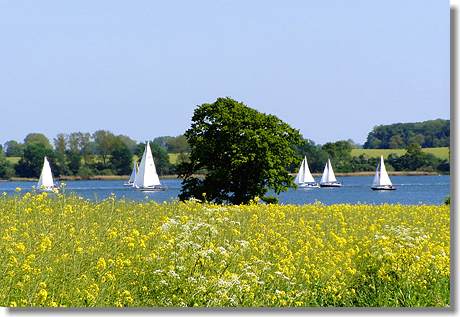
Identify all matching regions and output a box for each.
[0,131,190,179]
[0,122,450,180]
[363,119,449,149]
[295,139,449,174]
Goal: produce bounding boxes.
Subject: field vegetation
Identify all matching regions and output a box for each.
[5,157,20,164]
[168,153,180,165]
[0,191,450,307]
[351,147,449,160]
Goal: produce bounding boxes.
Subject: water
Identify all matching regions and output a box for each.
[0,175,450,205]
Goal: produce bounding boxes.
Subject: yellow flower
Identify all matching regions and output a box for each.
[39,236,52,252]
[120,290,134,305]
[37,289,48,304]
[97,257,107,271]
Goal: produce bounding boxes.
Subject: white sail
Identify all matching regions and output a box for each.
[302,156,315,183]
[320,160,329,184]
[294,158,305,185]
[128,162,137,184]
[321,159,337,183]
[327,159,337,182]
[372,156,393,187]
[37,157,54,189]
[372,162,380,186]
[134,142,161,188]
[377,156,392,186]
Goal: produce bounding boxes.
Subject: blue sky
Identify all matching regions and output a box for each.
[0,0,449,146]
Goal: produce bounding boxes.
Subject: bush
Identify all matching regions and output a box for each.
[0,156,15,179]
[261,196,279,204]
[77,166,94,179]
[99,169,114,176]
[444,196,450,205]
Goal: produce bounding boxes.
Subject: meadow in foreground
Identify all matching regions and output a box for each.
[0,191,450,307]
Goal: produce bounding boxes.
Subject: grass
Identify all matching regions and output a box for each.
[0,191,450,307]
[5,157,20,164]
[351,147,449,160]
[168,153,180,165]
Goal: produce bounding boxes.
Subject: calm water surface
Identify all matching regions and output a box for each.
[0,175,450,205]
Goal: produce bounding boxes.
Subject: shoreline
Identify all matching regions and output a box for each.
[0,171,446,182]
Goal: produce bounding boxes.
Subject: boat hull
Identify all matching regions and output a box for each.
[371,185,396,191]
[135,186,167,192]
[298,183,320,189]
[320,182,342,188]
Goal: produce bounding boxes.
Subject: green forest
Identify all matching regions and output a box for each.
[0,132,189,179]
[363,119,449,149]
[0,118,450,179]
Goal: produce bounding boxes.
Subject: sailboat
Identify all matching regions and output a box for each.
[294,156,319,188]
[124,161,138,186]
[37,156,57,192]
[319,158,342,187]
[133,142,166,192]
[371,156,396,190]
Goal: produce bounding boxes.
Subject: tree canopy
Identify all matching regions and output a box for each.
[24,133,52,149]
[364,119,449,149]
[178,97,304,204]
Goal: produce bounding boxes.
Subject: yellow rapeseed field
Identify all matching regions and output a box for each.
[0,191,450,307]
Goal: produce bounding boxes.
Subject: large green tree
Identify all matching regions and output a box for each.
[178,97,304,204]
